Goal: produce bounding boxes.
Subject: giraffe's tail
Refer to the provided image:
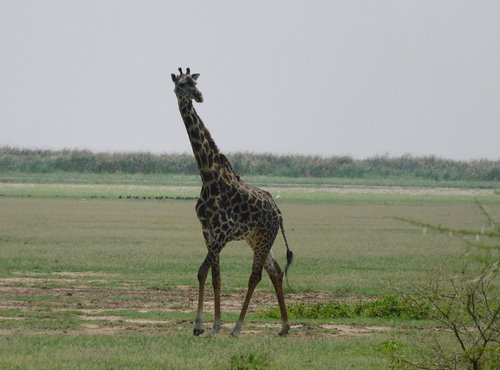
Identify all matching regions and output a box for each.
[279,218,294,288]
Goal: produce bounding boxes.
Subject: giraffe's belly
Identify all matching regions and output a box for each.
[228,222,254,241]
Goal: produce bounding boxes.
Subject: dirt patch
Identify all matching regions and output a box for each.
[0,273,391,337]
[320,324,392,336]
[12,271,116,278]
[81,315,173,325]
[52,271,117,278]
[79,324,123,335]
[0,276,338,314]
[0,277,77,285]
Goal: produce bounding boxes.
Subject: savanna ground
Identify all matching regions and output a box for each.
[0,179,499,369]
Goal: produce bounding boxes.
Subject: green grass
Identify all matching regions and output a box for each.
[1,179,499,207]
[0,333,392,369]
[1,185,499,369]
[2,170,499,190]
[3,196,497,293]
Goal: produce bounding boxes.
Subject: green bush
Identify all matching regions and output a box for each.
[1,146,499,181]
[361,295,429,320]
[258,295,429,320]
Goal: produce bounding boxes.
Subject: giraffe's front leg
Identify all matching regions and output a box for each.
[208,255,222,336]
[194,314,204,336]
[194,256,210,336]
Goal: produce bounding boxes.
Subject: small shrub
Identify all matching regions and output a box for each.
[362,295,429,320]
[288,301,355,319]
[227,351,272,370]
[258,296,429,320]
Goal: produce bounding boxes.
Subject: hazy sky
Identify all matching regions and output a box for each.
[1,1,499,160]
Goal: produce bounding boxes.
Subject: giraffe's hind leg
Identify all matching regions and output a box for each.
[231,232,279,337]
[264,253,290,336]
[230,252,267,337]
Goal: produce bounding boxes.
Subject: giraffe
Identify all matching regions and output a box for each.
[171,67,293,337]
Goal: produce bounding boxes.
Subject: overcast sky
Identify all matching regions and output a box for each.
[1,1,499,160]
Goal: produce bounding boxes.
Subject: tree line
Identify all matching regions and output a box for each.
[1,146,499,182]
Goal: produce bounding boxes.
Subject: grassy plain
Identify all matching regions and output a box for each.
[0,181,499,369]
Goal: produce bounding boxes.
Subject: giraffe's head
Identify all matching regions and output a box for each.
[171,67,204,103]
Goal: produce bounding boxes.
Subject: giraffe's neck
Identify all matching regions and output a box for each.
[177,98,220,181]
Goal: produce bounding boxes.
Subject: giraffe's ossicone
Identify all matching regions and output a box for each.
[171,67,293,337]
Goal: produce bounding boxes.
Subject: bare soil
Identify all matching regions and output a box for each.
[0,272,390,337]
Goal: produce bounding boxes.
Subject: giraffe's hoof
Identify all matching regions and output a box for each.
[208,323,221,337]
[193,328,205,336]
[278,324,290,336]
[230,321,242,337]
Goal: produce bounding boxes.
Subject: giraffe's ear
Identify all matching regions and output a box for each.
[191,73,200,81]
[171,73,178,82]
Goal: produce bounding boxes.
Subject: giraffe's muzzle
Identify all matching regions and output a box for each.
[194,92,204,103]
